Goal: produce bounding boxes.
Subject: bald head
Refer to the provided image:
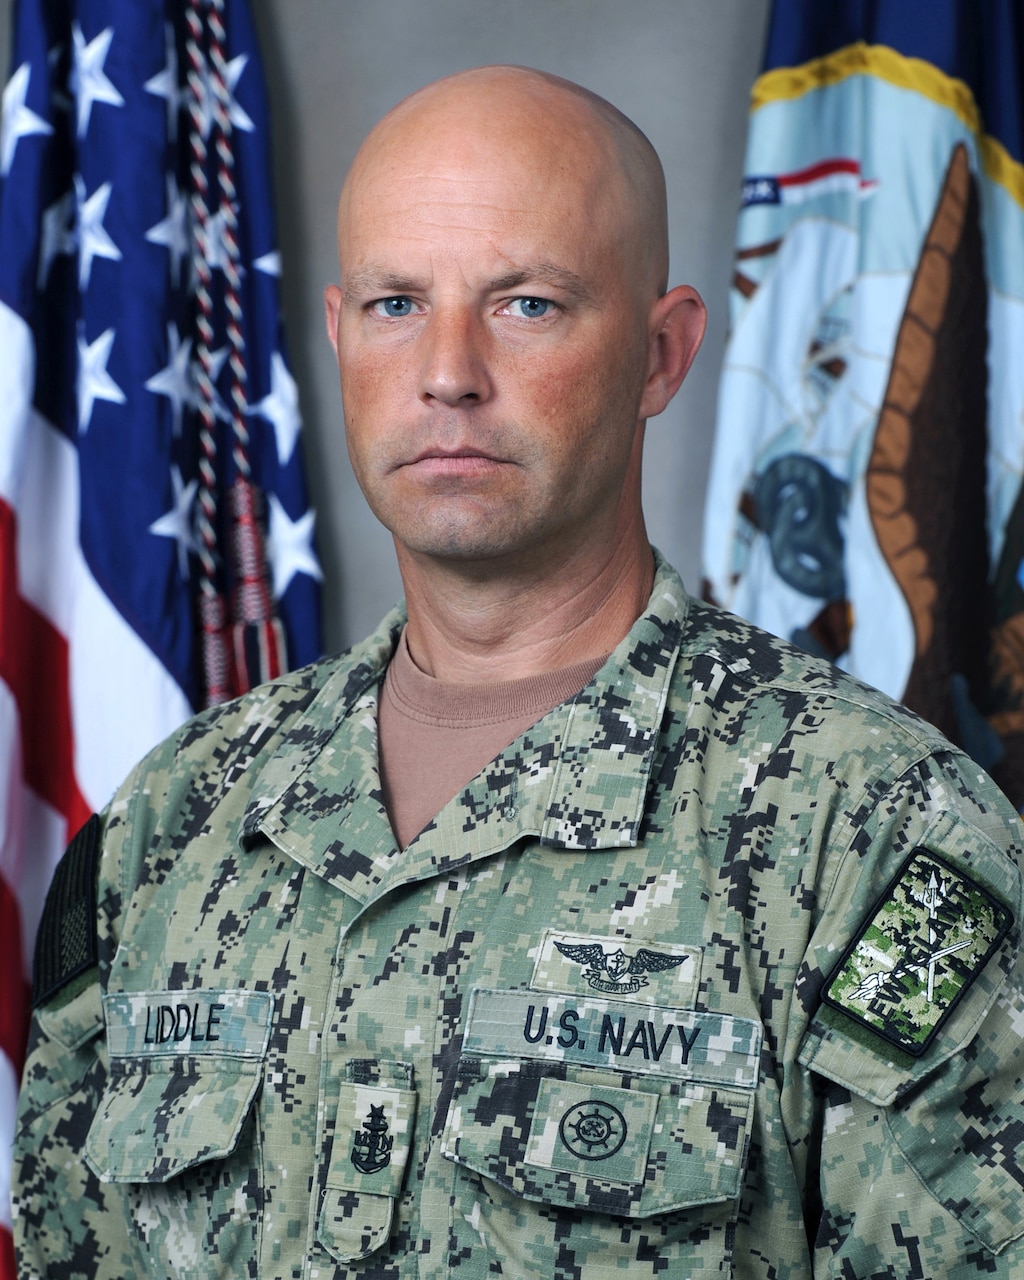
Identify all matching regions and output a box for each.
[338,66,670,297]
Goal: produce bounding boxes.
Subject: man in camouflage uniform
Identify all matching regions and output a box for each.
[13,66,1024,1279]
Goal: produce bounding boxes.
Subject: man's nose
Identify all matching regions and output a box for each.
[418,306,492,406]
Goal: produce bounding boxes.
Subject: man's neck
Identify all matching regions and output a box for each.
[396,535,655,683]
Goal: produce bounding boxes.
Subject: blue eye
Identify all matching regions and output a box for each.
[375,296,414,318]
[511,297,550,318]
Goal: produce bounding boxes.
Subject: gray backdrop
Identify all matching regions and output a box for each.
[1,1,770,654]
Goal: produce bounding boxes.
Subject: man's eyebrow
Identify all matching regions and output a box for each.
[342,268,417,299]
[341,263,595,304]
[487,264,595,304]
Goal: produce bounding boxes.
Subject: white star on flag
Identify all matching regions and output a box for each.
[70,23,124,138]
[145,324,194,437]
[193,52,255,140]
[267,494,322,598]
[145,174,190,287]
[1,62,53,176]
[77,326,125,431]
[254,250,281,276]
[37,187,77,289]
[144,24,181,141]
[149,465,198,578]
[75,174,122,288]
[249,351,302,463]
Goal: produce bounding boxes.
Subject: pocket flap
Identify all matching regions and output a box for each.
[318,1190,394,1265]
[85,988,274,1183]
[84,1056,262,1183]
[329,1081,417,1199]
[316,1064,418,1263]
[442,1057,753,1218]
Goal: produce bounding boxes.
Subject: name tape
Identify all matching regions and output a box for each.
[464,988,761,1087]
[104,989,274,1058]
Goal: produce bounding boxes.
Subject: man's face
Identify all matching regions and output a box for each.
[326,99,659,575]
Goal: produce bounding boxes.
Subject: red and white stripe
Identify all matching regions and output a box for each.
[0,297,192,1267]
[777,156,878,203]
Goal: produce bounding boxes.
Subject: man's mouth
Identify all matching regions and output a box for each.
[401,447,508,476]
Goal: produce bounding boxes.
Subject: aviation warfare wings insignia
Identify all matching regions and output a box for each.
[554,939,688,994]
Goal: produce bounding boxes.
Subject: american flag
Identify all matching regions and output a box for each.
[0,0,322,1267]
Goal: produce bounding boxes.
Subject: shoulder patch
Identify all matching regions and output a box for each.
[32,813,102,1009]
[822,848,1013,1057]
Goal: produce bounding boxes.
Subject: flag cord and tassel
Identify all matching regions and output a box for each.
[186,0,232,706]
[187,0,286,706]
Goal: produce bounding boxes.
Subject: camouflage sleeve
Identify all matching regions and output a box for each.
[797,748,1024,1276]
[12,774,141,1280]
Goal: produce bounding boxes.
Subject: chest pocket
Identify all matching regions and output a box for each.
[440,988,760,1277]
[84,990,273,1280]
[315,1059,418,1264]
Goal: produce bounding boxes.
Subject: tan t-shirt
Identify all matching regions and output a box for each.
[378,630,606,848]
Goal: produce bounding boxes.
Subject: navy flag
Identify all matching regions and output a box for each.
[703,0,1024,806]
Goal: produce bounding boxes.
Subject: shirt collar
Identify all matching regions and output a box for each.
[240,553,690,903]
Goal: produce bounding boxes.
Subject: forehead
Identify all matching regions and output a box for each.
[338,103,629,278]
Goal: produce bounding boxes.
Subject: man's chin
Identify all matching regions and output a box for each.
[396,533,518,564]
[382,503,523,561]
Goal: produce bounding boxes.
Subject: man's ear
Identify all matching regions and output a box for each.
[638,284,707,420]
[324,284,343,360]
